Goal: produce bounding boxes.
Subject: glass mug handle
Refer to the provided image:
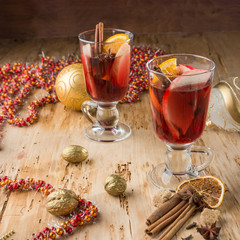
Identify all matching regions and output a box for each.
[164,145,214,177]
[81,101,98,124]
[81,101,120,129]
[190,146,214,173]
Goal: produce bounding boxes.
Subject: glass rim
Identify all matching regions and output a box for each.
[78,28,134,45]
[146,53,215,78]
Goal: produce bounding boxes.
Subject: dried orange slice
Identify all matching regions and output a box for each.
[176,176,225,209]
[159,58,178,75]
[103,33,130,54]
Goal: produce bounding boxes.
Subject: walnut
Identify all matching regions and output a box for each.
[104,174,127,196]
[46,189,79,216]
[61,145,88,163]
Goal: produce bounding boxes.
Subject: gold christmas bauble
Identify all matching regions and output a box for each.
[55,63,90,111]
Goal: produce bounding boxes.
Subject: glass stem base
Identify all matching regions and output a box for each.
[85,122,131,142]
[149,145,214,191]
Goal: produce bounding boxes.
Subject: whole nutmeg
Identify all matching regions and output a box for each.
[46,189,79,216]
[61,145,88,163]
[104,174,127,196]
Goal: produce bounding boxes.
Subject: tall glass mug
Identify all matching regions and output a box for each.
[79,29,134,142]
[146,54,215,190]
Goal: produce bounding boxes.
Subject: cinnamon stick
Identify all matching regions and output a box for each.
[145,200,188,236]
[157,204,196,240]
[146,186,189,226]
[95,23,99,54]
[98,22,104,53]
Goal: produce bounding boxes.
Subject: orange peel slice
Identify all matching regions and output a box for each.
[176,175,225,209]
[103,33,130,54]
[159,58,178,75]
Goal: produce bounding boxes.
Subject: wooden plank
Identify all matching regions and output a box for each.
[0,0,240,38]
[0,32,240,239]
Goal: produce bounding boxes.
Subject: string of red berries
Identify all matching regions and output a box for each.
[0,55,81,144]
[0,176,98,240]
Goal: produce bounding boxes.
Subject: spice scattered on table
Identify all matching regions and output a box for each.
[181,235,193,240]
[197,222,221,240]
[186,222,197,230]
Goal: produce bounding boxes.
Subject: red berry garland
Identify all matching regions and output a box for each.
[0,176,98,240]
[0,47,164,143]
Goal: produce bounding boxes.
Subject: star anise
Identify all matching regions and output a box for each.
[197,222,221,239]
[178,187,206,210]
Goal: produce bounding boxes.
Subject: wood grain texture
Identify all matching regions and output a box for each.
[0,0,240,39]
[0,32,240,239]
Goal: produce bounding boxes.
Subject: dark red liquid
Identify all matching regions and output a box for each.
[149,81,211,145]
[81,48,130,102]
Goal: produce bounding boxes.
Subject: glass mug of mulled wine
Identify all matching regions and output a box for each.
[79,26,133,142]
[146,54,215,190]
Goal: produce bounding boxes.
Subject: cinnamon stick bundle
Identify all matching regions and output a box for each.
[146,186,189,226]
[157,204,196,240]
[145,185,202,240]
[145,200,188,236]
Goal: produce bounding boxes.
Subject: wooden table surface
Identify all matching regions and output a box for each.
[0,32,240,240]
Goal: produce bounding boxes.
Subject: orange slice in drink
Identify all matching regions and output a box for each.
[149,86,162,112]
[176,175,225,208]
[103,33,130,54]
[159,58,178,75]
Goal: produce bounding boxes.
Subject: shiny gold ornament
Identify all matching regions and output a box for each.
[207,77,240,131]
[46,189,79,216]
[55,63,90,111]
[215,80,240,124]
[61,145,88,163]
[104,174,127,196]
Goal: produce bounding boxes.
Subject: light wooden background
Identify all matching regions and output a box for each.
[0,31,240,239]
